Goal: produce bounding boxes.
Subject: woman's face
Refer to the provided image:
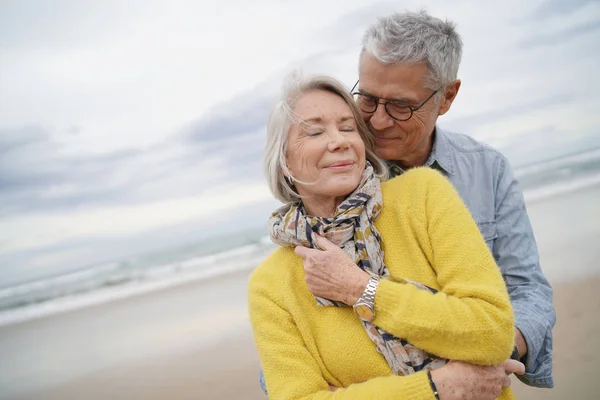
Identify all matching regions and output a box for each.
[286,90,366,202]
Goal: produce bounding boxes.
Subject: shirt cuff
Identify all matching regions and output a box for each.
[514,310,554,388]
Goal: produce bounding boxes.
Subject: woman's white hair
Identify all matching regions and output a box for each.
[264,71,389,204]
[361,10,463,90]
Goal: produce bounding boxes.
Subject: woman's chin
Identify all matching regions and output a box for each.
[322,179,361,199]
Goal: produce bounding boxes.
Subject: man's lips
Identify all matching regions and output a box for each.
[373,134,400,141]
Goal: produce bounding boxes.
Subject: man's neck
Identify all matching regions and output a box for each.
[393,152,430,170]
[392,131,435,170]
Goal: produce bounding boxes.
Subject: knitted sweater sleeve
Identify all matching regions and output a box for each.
[373,168,515,365]
[248,266,436,400]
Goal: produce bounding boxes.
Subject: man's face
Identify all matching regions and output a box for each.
[358,52,444,165]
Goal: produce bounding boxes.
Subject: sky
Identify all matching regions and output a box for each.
[1,0,599,286]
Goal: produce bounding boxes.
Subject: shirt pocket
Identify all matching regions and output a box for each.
[476,220,498,252]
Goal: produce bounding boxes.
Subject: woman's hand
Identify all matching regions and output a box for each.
[294,235,370,305]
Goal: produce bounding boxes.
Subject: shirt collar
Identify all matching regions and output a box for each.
[430,127,454,175]
[387,127,455,177]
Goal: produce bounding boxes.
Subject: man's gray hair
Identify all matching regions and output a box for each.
[361,10,463,89]
[264,72,388,204]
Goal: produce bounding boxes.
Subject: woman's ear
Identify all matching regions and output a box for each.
[283,167,295,185]
[283,154,292,178]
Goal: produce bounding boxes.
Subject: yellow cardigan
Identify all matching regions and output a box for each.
[248,167,515,400]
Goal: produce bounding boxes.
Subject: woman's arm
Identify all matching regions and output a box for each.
[372,168,514,365]
[248,268,434,400]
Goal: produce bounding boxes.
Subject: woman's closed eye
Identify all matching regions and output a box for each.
[339,125,355,132]
[306,129,325,136]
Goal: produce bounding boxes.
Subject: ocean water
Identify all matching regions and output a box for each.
[0,232,277,326]
[518,148,600,203]
[1,147,599,327]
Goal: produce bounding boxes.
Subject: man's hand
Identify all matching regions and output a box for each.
[294,235,370,305]
[430,360,525,400]
[515,327,528,360]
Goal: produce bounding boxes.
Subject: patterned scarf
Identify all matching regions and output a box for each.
[268,163,447,376]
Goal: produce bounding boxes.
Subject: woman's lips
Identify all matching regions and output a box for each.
[326,161,355,170]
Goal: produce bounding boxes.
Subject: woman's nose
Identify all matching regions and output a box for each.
[327,129,350,151]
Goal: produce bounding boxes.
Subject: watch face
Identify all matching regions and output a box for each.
[354,304,374,322]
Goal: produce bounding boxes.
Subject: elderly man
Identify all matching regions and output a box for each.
[351,10,554,389]
[258,10,554,398]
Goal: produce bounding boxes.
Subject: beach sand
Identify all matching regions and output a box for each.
[12,276,598,400]
[511,277,600,400]
[1,184,599,399]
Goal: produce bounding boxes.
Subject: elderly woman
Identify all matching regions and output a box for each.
[248,73,518,400]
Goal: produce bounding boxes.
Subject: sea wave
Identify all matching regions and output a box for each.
[524,173,600,204]
[0,243,274,327]
[2,149,600,327]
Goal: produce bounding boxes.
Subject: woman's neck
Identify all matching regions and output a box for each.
[302,195,345,218]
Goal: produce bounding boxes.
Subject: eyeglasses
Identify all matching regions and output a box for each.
[350,80,440,122]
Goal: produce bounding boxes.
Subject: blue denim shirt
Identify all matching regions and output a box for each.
[258,127,555,393]
[386,127,555,388]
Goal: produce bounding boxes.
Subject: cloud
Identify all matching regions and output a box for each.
[519,19,600,49]
[509,0,600,50]
[0,190,281,287]
[183,91,274,145]
[0,125,139,214]
[0,85,274,278]
[1,0,599,284]
[443,93,576,134]
[0,179,272,252]
[531,0,597,18]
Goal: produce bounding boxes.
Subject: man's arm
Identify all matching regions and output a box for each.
[259,359,525,400]
[494,156,556,388]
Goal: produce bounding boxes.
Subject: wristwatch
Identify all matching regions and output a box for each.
[353,275,380,322]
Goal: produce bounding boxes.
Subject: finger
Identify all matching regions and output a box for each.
[314,234,338,252]
[502,359,526,375]
[294,245,313,258]
[315,234,345,253]
[502,375,512,388]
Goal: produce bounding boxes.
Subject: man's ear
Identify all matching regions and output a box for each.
[438,79,461,116]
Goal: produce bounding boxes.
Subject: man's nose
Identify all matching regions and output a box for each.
[368,104,395,131]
